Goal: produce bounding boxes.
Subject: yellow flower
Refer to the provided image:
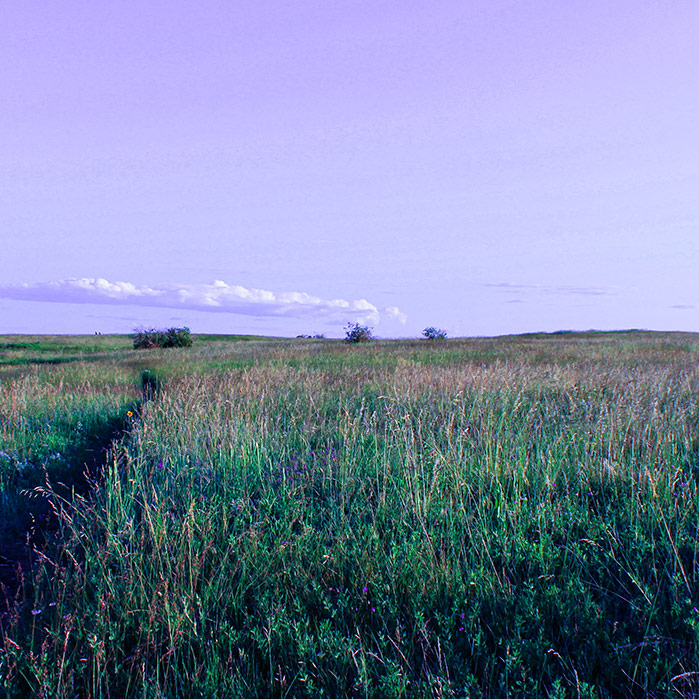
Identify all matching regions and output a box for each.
[126,410,133,418]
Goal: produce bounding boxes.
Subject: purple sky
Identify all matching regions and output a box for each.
[2,1,698,337]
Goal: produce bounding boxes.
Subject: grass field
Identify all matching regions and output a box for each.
[0,331,698,697]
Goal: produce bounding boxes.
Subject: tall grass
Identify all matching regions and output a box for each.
[1,333,698,696]
[0,363,139,547]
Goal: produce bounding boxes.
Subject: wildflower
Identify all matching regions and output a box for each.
[31,609,42,615]
[126,410,133,418]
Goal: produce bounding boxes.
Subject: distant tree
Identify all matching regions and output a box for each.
[133,327,192,349]
[344,322,374,344]
[422,326,447,340]
[164,327,192,347]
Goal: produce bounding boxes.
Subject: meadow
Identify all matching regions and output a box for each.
[0,331,698,697]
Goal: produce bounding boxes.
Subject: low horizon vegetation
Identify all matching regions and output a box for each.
[133,326,193,350]
[423,326,448,340]
[0,330,698,696]
[344,322,374,343]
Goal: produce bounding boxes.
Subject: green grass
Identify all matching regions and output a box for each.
[0,362,141,574]
[1,332,698,697]
[0,333,288,370]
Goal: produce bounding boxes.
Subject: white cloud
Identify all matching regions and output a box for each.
[0,278,406,326]
[384,306,408,324]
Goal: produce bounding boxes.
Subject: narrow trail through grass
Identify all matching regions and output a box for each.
[0,366,162,623]
[0,412,129,604]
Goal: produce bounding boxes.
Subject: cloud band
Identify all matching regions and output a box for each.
[0,278,407,325]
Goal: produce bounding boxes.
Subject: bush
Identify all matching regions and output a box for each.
[344,323,374,344]
[133,327,192,349]
[422,326,447,340]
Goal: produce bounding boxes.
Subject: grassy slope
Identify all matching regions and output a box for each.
[0,332,698,697]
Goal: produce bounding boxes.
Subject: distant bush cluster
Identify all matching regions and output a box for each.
[296,333,326,339]
[344,323,374,344]
[423,326,448,340]
[133,327,193,350]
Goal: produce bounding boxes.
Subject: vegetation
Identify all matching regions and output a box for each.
[344,322,374,344]
[0,331,698,697]
[0,335,134,369]
[422,326,448,340]
[133,326,193,350]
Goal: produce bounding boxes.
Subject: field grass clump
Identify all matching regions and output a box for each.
[1,332,699,696]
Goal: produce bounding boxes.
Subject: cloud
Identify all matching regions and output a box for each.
[384,306,408,324]
[0,278,406,326]
[485,282,617,297]
[670,304,696,310]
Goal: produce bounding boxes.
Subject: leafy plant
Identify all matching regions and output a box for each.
[344,322,374,344]
[422,326,447,340]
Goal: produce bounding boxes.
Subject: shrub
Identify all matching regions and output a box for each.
[132,329,163,349]
[133,327,192,349]
[344,322,374,344]
[422,326,447,340]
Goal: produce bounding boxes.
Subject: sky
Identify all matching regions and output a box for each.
[2,0,698,338]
